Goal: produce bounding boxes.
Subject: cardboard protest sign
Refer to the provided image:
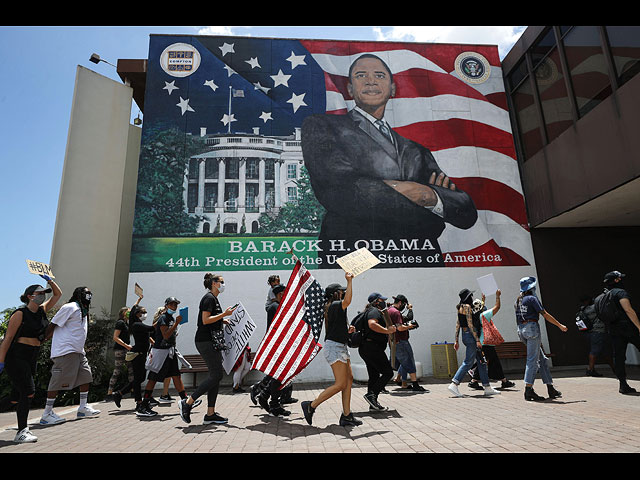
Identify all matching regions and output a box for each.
[221,303,257,374]
[134,283,143,298]
[336,248,380,277]
[26,259,55,278]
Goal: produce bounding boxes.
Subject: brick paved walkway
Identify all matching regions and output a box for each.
[2,367,640,453]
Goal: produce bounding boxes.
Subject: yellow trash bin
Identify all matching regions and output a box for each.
[431,342,458,379]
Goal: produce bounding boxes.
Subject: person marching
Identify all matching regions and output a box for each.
[0,277,62,443]
[301,271,362,427]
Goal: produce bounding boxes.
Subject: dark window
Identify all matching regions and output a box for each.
[512,77,543,160]
[605,26,640,87]
[534,47,573,143]
[563,26,612,117]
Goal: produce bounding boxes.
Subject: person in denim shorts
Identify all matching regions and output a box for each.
[301,271,362,427]
[515,276,567,401]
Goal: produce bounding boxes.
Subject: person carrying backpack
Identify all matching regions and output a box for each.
[576,295,614,378]
[594,271,640,394]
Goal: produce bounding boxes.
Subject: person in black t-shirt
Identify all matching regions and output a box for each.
[359,292,397,412]
[301,272,362,427]
[179,273,236,425]
[596,271,640,394]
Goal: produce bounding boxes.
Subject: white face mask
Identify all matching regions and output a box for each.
[218,283,225,293]
[140,313,147,321]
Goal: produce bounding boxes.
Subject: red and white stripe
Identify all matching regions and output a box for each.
[300,40,533,267]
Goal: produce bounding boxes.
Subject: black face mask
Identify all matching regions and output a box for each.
[81,292,92,305]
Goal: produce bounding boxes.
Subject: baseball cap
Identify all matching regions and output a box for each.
[604,271,625,283]
[23,284,52,296]
[367,292,387,303]
[393,294,409,304]
[325,283,346,297]
[164,296,181,305]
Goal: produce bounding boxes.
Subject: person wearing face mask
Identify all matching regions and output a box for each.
[179,273,236,425]
[111,304,157,416]
[40,286,101,426]
[515,277,567,401]
[359,292,397,412]
[140,297,189,414]
[388,295,425,392]
[0,277,61,443]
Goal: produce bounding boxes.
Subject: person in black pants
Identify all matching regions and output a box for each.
[111,304,157,417]
[0,278,62,443]
[359,292,397,412]
[179,273,236,425]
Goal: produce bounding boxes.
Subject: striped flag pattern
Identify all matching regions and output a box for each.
[299,40,533,267]
[251,260,325,387]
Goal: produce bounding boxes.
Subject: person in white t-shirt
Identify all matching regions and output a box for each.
[40,286,101,425]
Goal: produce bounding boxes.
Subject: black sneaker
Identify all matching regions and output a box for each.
[232,386,246,394]
[282,397,298,404]
[620,384,637,394]
[364,393,387,411]
[257,393,271,412]
[586,369,603,377]
[178,398,192,424]
[499,380,516,389]
[408,382,427,392]
[250,384,260,405]
[269,406,291,417]
[113,391,122,408]
[159,394,173,403]
[339,413,362,427]
[135,404,157,417]
[148,397,159,408]
[301,401,314,425]
[203,412,228,425]
[467,381,483,391]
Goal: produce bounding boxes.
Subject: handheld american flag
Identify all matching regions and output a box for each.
[251,259,324,388]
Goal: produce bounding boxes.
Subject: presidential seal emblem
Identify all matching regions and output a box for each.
[454,52,491,84]
[160,43,201,78]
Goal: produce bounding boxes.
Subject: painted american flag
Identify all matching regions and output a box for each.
[251,259,324,388]
[143,35,533,267]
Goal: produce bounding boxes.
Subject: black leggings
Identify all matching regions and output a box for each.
[5,343,39,431]
[119,353,147,403]
[191,342,224,408]
[359,340,394,395]
[610,325,640,383]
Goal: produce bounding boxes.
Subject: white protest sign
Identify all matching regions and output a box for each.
[336,247,380,277]
[221,303,257,374]
[26,259,55,278]
[476,273,499,296]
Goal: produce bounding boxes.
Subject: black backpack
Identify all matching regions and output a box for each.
[594,289,623,329]
[575,304,597,333]
[347,309,369,348]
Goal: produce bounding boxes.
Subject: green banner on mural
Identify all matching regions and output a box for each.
[130,236,324,272]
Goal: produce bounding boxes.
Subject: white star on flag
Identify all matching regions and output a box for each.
[245,57,261,69]
[287,92,307,113]
[253,81,270,94]
[286,52,306,69]
[163,81,179,95]
[259,111,273,123]
[219,43,235,56]
[204,79,218,91]
[176,97,194,115]
[221,113,237,126]
[271,69,291,88]
[224,65,237,77]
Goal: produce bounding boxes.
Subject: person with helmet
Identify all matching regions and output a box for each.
[515,276,567,401]
[448,289,501,398]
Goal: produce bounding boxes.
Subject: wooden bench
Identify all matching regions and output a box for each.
[179,354,208,387]
[494,341,554,359]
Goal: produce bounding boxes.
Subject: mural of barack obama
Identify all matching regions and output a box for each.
[301,54,478,267]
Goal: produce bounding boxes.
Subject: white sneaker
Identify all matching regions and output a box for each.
[484,386,501,396]
[40,411,66,426]
[77,405,101,418]
[14,427,37,443]
[448,382,464,397]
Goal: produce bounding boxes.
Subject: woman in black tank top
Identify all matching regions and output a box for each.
[0,278,61,443]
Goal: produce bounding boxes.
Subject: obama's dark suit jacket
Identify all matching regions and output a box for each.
[301,109,478,266]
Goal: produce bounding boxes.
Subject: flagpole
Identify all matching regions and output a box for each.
[227,86,232,134]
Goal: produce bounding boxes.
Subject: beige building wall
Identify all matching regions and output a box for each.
[50,65,140,317]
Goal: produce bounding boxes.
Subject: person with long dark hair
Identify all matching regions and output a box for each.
[515,276,567,401]
[0,276,61,443]
[301,272,362,427]
[448,289,501,398]
[179,273,236,425]
[40,286,101,426]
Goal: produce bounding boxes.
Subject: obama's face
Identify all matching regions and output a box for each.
[347,56,396,118]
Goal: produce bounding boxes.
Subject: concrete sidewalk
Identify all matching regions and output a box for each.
[2,367,640,453]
